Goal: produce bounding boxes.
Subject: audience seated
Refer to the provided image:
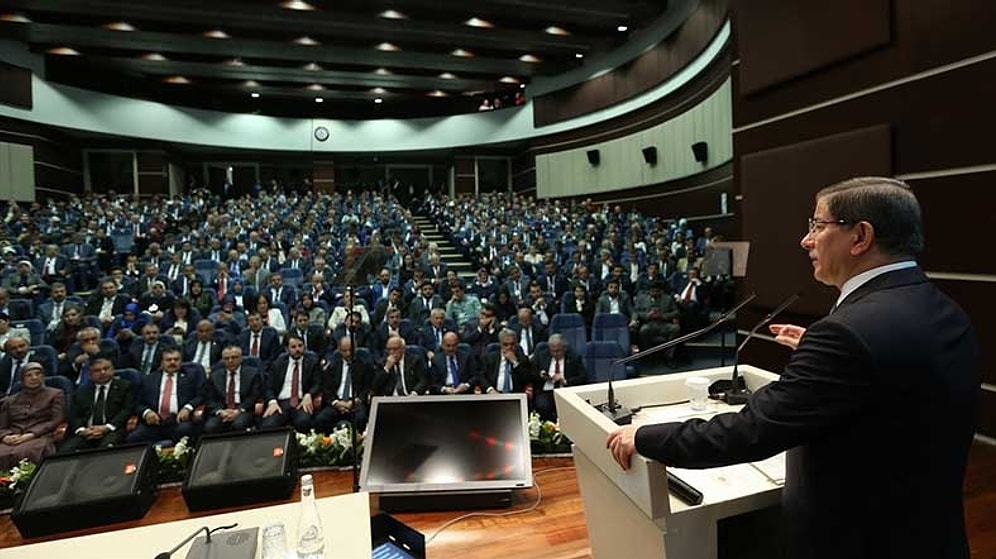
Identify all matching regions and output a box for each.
[59,358,133,452]
[532,334,587,420]
[314,337,372,432]
[372,335,429,397]
[201,345,263,434]
[0,362,65,468]
[128,347,204,444]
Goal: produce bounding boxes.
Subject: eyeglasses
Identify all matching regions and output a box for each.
[807,218,854,234]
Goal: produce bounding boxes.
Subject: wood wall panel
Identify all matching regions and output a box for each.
[0,60,31,110]
[934,279,996,386]
[911,172,996,276]
[978,391,996,442]
[0,115,82,194]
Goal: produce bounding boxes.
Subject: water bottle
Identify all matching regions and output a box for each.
[295,474,326,559]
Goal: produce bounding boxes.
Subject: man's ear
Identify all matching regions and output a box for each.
[849,221,876,256]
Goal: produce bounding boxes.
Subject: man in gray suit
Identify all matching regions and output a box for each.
[608,177,980,559]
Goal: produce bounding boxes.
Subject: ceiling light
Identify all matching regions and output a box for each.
[314,97,324,103]
[294,36,320,46]
[376,42,401,52]
[47,47,80,56]
[464,17,494,28]
[499,76,520,84]
[428,90,448,97]
[379,10,407,20]
[617,25,629,32]
[244,80,260,87]
[0,14,31,23]
[280,1,316,11]
[204,29,230,39]
[226,58,245,66]
[451,48,474,57]
[439,72,456,80]
[250,92,260,99]
[374,97,383,104]
[306,84,324,91]
[371,87,386,94]
[518,54,541,63]
[373,68,392,75]
[519,83,526,89]
[163,76,191,84]
[303,62,322,71]
[104,22,136,31]
[141,53,168,61]
[544,26,570,36]
[575,52,584,59]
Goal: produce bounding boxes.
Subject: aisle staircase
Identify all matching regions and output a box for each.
[411,214,477,280]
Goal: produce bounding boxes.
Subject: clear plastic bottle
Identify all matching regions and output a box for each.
[295,474,326,559]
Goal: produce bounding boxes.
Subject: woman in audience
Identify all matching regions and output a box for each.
[188,279,214,318]
[256,294,287,336]
[493,288,517,327]
[161,298,196,345]
[0,362,65,469]
[299,292,327,328]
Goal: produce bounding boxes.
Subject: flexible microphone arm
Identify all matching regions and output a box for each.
[153,523,238,559]
[346,284,360,494]
[596,293,758,425]
[723,292,801,405]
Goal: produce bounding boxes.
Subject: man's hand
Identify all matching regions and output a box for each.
[84,425,110,440]
[263,402,282,418]
[219,409,240,422]
[299,394,314,414]
[177,408,191,422]
[769,324,806,350]
[145,411,161,425]
[333,399,352,413]
[606,425,640,471]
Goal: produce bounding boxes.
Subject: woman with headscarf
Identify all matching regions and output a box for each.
[0,362,65,469]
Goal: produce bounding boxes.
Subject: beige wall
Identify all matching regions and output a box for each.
[0,141,35,201]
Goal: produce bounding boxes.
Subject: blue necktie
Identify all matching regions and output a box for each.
[502,361,512,393]
[448,355,458,386]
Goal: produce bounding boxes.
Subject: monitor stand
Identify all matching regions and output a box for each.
[376,489,513,512]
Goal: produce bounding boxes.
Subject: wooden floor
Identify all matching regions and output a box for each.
[3,445,996,558]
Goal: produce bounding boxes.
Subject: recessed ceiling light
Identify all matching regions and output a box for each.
[451,48,474,57]
[226,58,246,66]
[374,97,383,104]
[141,53,168,61]
[439,72,456,80]
[306,83,324,91]
[280,1,315,11]
[519,83,526,89]
[314,97,324,103]
[575,52,584,59]
[617,25,629,32]
[518,54,541,63]
[544,26,570,36]
[104,22,136,31]
[294,36,320,46]
[0,13,31,23]
[379,9,407,20]
[163,76,191,84]
[464,17,494,28]
[204,29,230,39]
[428,90,448,97]
[303,62,322,71]
[244,80,260,87]
[376,42,401,52]
[499,76,521,84]
[373,68,392,75]
[250,92,260,99]
[47,47,80,56]
[371,87,386,94]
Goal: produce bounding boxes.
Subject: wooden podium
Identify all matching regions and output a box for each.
[555,365,784,559]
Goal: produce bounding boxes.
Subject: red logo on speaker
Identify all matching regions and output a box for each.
[124,463,137,475]
[273,447,284,457]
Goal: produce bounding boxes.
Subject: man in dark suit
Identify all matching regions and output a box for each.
[201,345,264,434]
[36,282,70,332]
[371,286,405,325]
[532,334,586,420]
[36,244,69,287]
[125,323,169,374]
[372,335,429,396]
[239,313,281,366]
[184,319,224,372]
[509,306,546,359]
[429,332,476,395]
[478,328,540,395]
[62,326,119,381]
[127,348,205,443]
[260,335,320,432]
[59,358,134,452]
[287,311,328,359]
[1,336,48,396]
[372,308,415,358]
[315,337,373,432]
[417,308,452,361]
[608,177,981,559]
[85,279,132,331]
[267,273,296,308]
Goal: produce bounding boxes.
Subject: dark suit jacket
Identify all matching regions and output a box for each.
[36,298,69,326]
[533,351,587,389]
[416,324,452,354]
[239,327,281,364]
[136,367,206,418]
[265,353,320,403]
[478,350,540,393]
[429,351,478,394]
[285,325,328,358]
[202,366,264,415]
[182,338,224,368]
[321,355,372,403]
[124,342,169,373]
[372,351,429,396]
[0,353,48,395]
[69,378,135,433]
[84,294,131,318]
[509,321,547,355]
[634,267,980,559]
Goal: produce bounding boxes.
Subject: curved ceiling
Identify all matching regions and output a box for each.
[0,0,668,119]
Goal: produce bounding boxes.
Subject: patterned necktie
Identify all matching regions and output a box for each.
[251,334,259,357]
[226,372,236,409]
[290,359,300,407]
[159,374,174,417]
[502,361,512,393]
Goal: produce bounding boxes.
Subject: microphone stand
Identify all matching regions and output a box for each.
[595,293,757,425]
[722,292,801,405]
[346,284,360,494]
[153,523,238,559]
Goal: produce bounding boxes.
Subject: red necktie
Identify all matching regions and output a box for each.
[251,334,259,357]
[159,374,174,417]
[290,360,300,407]
[226,372,236,409]
[554,359,561,384]
[218,278,226,300]
[683,283,693,302]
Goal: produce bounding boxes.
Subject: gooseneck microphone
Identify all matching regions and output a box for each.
[154,523,238,559]
[721,292,801,405]
[595,293,758,425]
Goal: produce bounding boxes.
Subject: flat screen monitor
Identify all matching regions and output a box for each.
[360,394,533,494]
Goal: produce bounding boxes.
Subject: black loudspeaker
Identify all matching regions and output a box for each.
[182,429,298,512]
[586,149,600,166]
[11,444,158,538]
[642,146,658,165]
[692,141,709,163]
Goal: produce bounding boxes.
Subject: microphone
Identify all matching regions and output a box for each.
[720,292,801,405]
[595,293,758,425]
[153,523,238,559]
